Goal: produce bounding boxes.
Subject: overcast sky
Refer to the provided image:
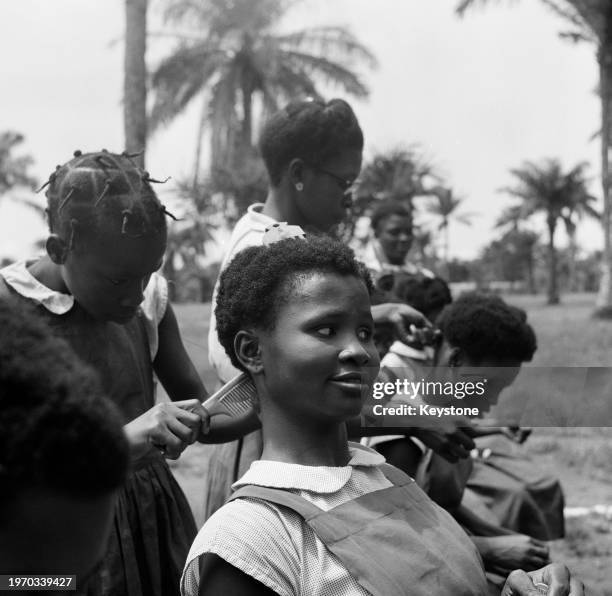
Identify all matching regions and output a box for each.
[0,0,602,260]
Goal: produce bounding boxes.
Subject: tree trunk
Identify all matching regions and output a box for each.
[526,253,536,294]
[443,219,450,279]
[595,22,612,316]
[193,94,208,190]
[241,84,253,149]
[547,219,560,305]
[124,0,148,168]
[567,229,578,292]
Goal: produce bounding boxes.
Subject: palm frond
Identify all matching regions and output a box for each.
[558,29,598,43]
[455,0,519,18]
[0,132,38,194]
[562,0,608,41]
[265,61,321,100]
[541,0,588,29]
[280,50,370,97]
[275,26,378,69]
[149,44,226,131]
[456,0,602,41]
[540,0,599,42]
[494,204,526,229]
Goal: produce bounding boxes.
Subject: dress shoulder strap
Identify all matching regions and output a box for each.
[378,462,415,487]
[228,485,322,521]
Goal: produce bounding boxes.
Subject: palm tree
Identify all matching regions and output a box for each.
[495,204,527,233]
[561,164,600,290]
[124,0,148,167]
[358,147,439,215]
[494,206,540,292]
[456,0,612,314]
[500,159,596,304]
[339,147,439,243]
[425,186,475,275]
[0,132,44,251]
[149,0,377,187]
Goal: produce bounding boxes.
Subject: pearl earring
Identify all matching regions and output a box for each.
[295,182,304,192]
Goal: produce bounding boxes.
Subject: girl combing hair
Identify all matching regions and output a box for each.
[0,150,210,596]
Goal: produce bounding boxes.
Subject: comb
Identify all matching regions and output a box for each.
[202,372,257,418]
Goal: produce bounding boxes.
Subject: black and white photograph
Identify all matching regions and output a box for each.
[0,1,610,594]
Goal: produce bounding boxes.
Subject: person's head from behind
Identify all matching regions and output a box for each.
[0,299,129,582]
[42,150,170,323]
[216,236,379,426]
[434,292,537,413]
[370,200,413,265]
[259,98,364,232]
[369,272,451,357]
[395,273,452,324]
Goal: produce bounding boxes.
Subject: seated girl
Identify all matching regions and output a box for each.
[371,291,562,585]
[181,235,581,596]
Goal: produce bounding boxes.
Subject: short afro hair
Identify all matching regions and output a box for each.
[259,98,364,186]
[437,292,537,363]
[216,235,373,371]
[395,273,452,323]
[0,298,129,503]
[370,200,412,233]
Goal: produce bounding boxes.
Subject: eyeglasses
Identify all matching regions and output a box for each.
[311,165,360,195]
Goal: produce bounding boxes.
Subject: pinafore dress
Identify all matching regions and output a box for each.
[229,463,490,596]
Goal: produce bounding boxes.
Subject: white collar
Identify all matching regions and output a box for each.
[245,203,274,228]
[233,442,385,494]
[0,259,74,314]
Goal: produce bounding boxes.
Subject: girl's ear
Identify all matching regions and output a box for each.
[234,330,263,374]
[46,234,68,265]
[287,158,305,191]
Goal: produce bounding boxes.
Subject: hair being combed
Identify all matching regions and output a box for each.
[437,292,537,363]
[41,150,175,249]
[395,273,452,323]
[215,235,373,371]
[0,298,129,502]
[259,98,364,186]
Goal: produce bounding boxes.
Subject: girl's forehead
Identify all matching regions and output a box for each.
[85,232,166,274]
[381,214,411,229]
[280,271,371,309]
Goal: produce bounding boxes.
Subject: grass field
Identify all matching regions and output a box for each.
[167,293,612,595]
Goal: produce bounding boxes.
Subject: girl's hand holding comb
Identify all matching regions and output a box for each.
[125,399,210,460]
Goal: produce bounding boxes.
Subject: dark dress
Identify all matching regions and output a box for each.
[0,276,197,596]
[466,435,565,540]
